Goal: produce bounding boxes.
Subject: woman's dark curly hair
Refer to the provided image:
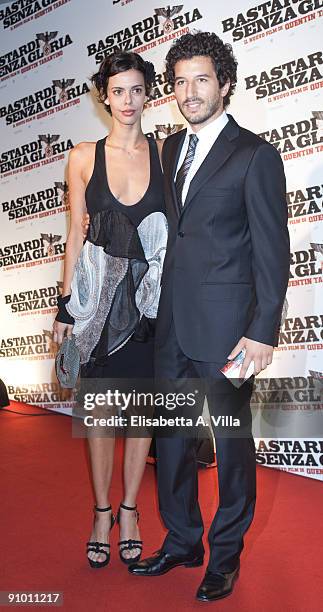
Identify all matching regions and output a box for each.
[165,31,237,108]
[91,51,156,115]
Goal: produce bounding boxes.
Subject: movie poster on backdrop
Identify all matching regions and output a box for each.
[0,0,322,478]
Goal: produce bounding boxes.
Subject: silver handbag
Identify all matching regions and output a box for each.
[55,335,80,388]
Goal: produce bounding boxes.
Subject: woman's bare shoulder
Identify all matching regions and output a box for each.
[70,141,96,156]
[68,141,97,168]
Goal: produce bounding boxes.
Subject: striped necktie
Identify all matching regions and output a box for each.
[175,133,199,207]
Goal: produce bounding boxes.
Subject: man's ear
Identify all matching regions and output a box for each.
[221,81,230,99]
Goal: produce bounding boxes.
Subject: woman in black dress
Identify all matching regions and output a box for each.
[52,52,166,568]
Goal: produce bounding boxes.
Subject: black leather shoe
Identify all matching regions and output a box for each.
[196,564,240,601]
[128,550,204,576]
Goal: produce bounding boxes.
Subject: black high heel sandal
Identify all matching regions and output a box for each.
[86,504,115,569]
[116,502,143,565]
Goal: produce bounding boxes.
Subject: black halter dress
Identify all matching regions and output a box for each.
[67,136,166,379]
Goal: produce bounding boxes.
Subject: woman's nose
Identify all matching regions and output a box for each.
[124,90,132,105]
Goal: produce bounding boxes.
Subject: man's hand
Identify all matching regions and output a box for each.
[228,337,273,379]
[81,213,90,240]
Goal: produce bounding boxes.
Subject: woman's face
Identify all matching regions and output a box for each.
[106,68,146,124]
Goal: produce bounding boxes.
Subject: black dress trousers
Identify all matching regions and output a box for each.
[154,321,256,573]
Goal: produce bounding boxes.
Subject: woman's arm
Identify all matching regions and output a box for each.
[53,143,90,343]
[61,144,88,296]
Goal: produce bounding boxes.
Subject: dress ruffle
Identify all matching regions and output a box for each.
[87,209,146,261]
[67,209,167,364]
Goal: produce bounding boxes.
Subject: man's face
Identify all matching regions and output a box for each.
[173,56,230,131]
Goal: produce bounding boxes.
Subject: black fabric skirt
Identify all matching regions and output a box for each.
[80,336,155,380]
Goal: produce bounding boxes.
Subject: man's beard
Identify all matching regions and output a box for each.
[179,96,221,125]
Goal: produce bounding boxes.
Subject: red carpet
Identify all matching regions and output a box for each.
[1,401,322,611]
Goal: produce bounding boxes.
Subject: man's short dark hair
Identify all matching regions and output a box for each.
[165,31,238,108]
[91,51,155,115]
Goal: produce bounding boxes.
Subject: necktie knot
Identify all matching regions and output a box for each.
[188,133,198,151]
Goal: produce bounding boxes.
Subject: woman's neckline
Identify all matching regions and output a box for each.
[103,135,152,208]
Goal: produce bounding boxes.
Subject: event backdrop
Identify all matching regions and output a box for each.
[0,0,322,479]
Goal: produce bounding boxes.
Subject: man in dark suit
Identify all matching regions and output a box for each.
[129,32,290,601]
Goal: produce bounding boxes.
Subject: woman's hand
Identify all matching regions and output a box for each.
[52,320,74,345]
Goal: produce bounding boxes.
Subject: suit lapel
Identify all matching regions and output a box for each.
[164,129,186,217]
[180,116,239,218]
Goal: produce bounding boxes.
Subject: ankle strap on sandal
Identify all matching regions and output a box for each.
[119,502,137,511]
[94,504,112,512]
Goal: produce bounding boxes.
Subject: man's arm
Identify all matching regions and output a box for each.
[229,142,290,376]
[244,142,290,344]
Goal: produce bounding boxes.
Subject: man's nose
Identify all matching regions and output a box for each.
[186,81,197,98]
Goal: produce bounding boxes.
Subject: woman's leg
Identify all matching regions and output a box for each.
[87,436,115,563]
[119,436,151,560]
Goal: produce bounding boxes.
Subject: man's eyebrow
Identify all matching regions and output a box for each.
[174,73,210,80]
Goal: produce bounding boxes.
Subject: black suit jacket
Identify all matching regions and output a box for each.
[156,114,290,362]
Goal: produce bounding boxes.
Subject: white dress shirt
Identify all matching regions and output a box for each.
[175,111,229,204]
